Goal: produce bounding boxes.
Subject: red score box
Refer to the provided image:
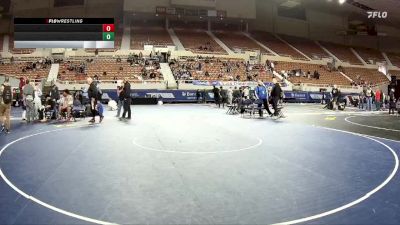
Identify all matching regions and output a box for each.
[102,24,115,32]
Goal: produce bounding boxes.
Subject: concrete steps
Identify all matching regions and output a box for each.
[206,31,234,55]
[47,63,59,83]
[167,29,185,51]
[160,63,177,89]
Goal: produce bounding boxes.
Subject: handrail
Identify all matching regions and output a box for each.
[293,83,359,89]
[57,79,167,85]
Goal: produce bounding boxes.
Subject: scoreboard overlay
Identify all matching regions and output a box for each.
[14,18,115,49]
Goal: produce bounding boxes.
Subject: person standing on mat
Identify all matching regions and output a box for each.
[87,77,101,123]
[331,85,339,110]
[220,86,227,108]
[121,79,131,120]
[375,89,382,111]
[19,77,26,120]
[271,78,283,118]
[49,82,60,119]
[0,76,12,134]
[116,84,124,117]
[389,88,396,115]
[254,80,272,117]
[23,79,35,123]
[365,86,373,111]
[212,85,221,108]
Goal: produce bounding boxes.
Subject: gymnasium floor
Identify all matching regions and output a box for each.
[0,104,399,225]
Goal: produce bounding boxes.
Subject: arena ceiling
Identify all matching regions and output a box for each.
[276,0,400,28]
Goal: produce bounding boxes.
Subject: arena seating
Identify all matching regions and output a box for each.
[212,31,268,53]
[8,35,35,54]
[387,52,400,68]
[58,59,163,82]
[342,67,389,85]
[250,31,307,60]
[274,61,350,86]
[174,29,226,54]
[0,62,50,81]
[170,20,208,30]
[172,58,274,82]
[320,42,363,65]
[280,35,330,60]
[131,26,174,50]
[389,70,400,79]
[353,47,385,64]
[211,23,241,31]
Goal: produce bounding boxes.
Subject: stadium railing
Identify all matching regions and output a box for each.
[57,79,167,85]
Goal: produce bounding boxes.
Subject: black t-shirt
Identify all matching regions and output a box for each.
[123,82,131,99]
[88,82,98,100]
[332,88,339,98]
[271,84,282,98]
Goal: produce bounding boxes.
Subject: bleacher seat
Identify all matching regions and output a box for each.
[353,47,385,64]
[172,58,274,82]
[250,31,307,60]
[58,59,163,82]
[280,35,330,60]
[387,52,400,68]
[342,67,390,85]
[320,42,363,65]
[274,61,350,86]
[170,21,208,30]
[213,31,268,53]
[174,29,226,54]
[0,62,49,81]
[131,26,174,50]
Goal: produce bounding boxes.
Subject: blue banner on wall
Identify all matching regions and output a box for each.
[103,89,357,103]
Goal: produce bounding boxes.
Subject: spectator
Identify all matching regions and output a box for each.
[87,77,102,123]
[196,90,201,103]
[121,79,132,120]
[59,89,73,121]
[389,88,396,115]
[220,86,227,108]
[212,86,221,108]
[243,86,250,99]
[227,87,233,105]
[271,78,283,118]
[40,95,55,122]
[375,89,382,111]
[116,84,124,117]
[358,91,365,110]
[34,83,42,120]
[365,86,373,111]
[23,79,35,123]
[331,85,339,110]
[254,81,272,117]
[50,82,60,117]
[0,76,12,134]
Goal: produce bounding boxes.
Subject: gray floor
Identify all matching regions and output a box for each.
[0,104,399,225]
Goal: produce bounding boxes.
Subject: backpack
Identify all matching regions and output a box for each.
[2,85,12,104]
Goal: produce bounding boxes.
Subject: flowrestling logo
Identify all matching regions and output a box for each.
[367,11,388,19]
[47,19,84,24]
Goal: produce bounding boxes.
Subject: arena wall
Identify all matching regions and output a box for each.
[11,0,122,18]
[123,0,170,13]
[307,9,348,44]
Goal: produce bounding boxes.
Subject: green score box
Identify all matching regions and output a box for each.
[102,32,114,41]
